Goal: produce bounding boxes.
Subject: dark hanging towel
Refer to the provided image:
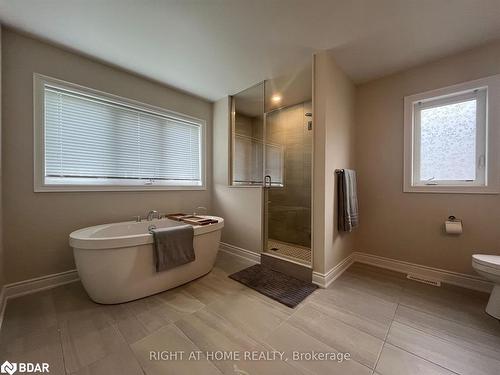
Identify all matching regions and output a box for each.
[337,169,359,232]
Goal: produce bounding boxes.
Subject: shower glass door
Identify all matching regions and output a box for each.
[263,69,312,265]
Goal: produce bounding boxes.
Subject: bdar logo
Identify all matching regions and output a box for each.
[0,361,17,375]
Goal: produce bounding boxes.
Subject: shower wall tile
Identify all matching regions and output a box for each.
[268,101,312,247]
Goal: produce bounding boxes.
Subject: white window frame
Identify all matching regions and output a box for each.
[403,75,500,194]
[34,73,206,192]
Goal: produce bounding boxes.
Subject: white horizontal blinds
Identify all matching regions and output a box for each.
[137,112,200,181]
[44,86,201,185]
[45,89,141,179]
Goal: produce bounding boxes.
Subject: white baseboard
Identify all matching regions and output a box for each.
[305,251,492,293]
[219,242,261,264]
[0,247,492,330]
[0,269,79,329]
[312,254,355,288]
[352,252,493,293]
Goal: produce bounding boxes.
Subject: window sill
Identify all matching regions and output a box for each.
[229,185,263,188]
[403,185,499,194]
[34,185,207,193]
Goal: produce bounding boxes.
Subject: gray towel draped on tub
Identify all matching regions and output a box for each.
[151,224,195,272]
[337,169,359,232]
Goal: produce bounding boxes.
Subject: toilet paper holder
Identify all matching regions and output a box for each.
[445,216,463,234]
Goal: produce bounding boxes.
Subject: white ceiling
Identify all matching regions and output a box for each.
[1,0,500,101]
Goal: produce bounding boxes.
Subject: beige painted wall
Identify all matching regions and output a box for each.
[313,51,356,275]
[212,97,263,253]
[2,29,213,283]
[355,41,500,276]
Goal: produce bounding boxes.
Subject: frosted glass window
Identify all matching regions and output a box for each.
[420,100,476,181]
[411,87,487,188]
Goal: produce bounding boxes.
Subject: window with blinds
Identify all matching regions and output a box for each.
[35,75,204,191]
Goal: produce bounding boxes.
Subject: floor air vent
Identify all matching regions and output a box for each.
[406,274,441,287]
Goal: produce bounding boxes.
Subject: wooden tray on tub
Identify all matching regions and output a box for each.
[166,213,190,221]
[166,213,217,226]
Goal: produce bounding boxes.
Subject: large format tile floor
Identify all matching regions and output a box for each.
[1,252,500,375]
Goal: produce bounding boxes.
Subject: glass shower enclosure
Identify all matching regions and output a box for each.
[230,65,313,265]
[264,101,312,264]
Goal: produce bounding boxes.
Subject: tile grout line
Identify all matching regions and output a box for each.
[108,315,147,374]
[395,286,500,361]
[380,283,473,375]
[124,338,149,375]
[55,311,83,375]
[370,287,402,374]
[372,279,464,375]
[282,302,374,372]
[174,298,303,374]
[298,296,387,341]
[60,287,200,373]
[203,279,374,373]
[57,321,70,375]
[397,299,498,337]
[389,312,500,366]
[172,322,225,374]
[260,294,312,342]
[306,298,396,340]
[127,339,150,375]
[384,337,463,375]
[294,272,408,371]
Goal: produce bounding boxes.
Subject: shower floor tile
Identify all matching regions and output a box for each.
[267,239,311,263]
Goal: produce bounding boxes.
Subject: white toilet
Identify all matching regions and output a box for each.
[472,254,500,319]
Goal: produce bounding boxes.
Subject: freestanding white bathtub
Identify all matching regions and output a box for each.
[69,216,224,304]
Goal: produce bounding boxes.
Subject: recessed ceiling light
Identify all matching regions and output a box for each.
[271,94,282,103]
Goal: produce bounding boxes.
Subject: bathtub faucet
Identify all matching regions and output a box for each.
[146,210,159,221]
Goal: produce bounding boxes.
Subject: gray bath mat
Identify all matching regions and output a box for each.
[228,264,318,308]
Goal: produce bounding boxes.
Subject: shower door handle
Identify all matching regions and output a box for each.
[264,175,272,188]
